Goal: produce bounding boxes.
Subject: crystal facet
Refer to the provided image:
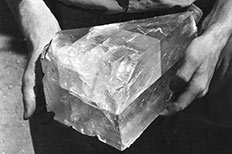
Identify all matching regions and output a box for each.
[41,5,202,151]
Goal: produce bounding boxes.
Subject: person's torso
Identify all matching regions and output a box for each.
[57,0,196,13]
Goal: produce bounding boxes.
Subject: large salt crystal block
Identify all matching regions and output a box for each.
[41,5,202,151]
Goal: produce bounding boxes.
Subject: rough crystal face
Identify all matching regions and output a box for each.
[41,5,202,151]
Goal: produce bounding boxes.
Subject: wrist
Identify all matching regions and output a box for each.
[201,1,232,50]
[207,23,232,48]
[210,0,232,35]
[198,23,231,57]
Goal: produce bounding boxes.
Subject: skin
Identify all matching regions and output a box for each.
[163,0,232,115]
[4,0,232,119]
[5,0,61,119]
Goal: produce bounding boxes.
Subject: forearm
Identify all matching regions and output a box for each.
[202,0,232,47]
[5,0,61,62]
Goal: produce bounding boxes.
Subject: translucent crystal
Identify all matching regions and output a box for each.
[41,5,202,151]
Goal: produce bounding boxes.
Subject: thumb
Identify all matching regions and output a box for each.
[22,69,36,120]
[22,84,36,120]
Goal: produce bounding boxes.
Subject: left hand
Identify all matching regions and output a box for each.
[163,0,232,115]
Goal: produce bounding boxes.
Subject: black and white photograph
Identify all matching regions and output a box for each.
[0,0,232,154]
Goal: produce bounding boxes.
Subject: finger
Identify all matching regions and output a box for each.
[171,72,208,112]
[22,86,36,120]
[169,50,200,93]
[198,88,208,98]
[176,55,199,83]
[22,75,36,120]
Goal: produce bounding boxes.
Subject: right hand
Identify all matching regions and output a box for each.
[163,0,232,116]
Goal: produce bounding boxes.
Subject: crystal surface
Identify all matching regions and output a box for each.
[41,5,202,151]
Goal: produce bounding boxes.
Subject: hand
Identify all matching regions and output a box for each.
[166,34,225,114]
[22,48,56,122]
[22,33,60,120]
[22,47,46,119]
[163,0,232,115]
[22,57,36,119]
[5,0,62,119]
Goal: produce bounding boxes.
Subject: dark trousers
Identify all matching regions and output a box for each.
[30,1,232,154]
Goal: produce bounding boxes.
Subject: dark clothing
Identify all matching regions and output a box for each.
[31,63,232,154]
[31,1,232,154]
[45,0,216,29]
